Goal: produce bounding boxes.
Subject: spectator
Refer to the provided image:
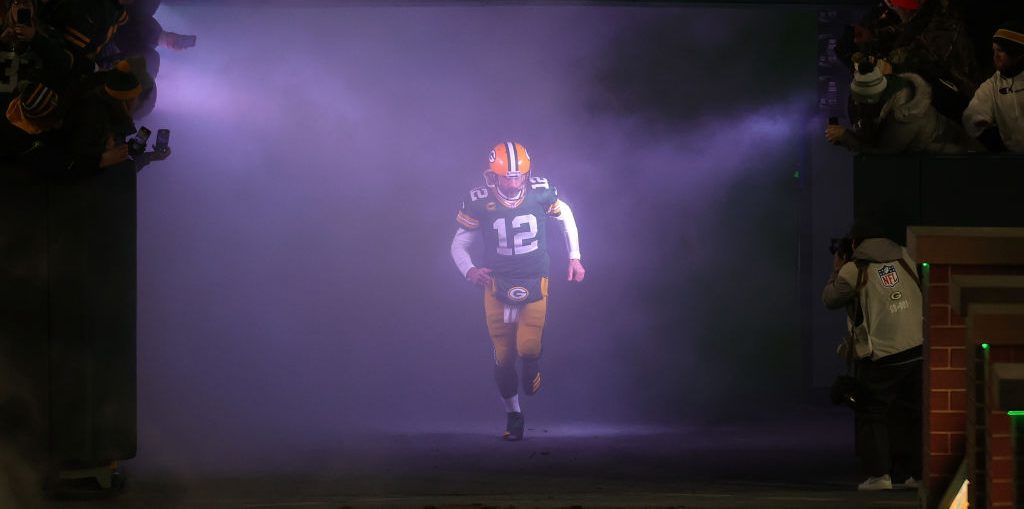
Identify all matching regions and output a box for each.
[61,60,140,171]
[0,0,75,133]
[841,2,899,65]
[823,218,923,492]
[39,0,130,79]
[825,59,973,154]
[1,81,61,143]
[102,0,196,117]
[0,0,74,159]
[853,0,978,122]
[0,82,65,161]
[962,22,1024,152]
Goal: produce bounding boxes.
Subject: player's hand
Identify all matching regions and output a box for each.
[825,125,845,144]
[466,267,492,287]
[567,259,585,283]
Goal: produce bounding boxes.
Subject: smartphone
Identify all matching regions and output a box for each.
[828,116,839,126]
[129,127,151,155]
[154,129,170,152]
[180,35,197,48]
[16,8,30,25]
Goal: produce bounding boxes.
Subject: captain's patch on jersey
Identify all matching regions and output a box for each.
[507,286,530,302]
[877,265,899,288]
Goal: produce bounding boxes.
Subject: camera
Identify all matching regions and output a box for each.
[830,375,861,409]
[128,126,151,156]
[829,236,854,261]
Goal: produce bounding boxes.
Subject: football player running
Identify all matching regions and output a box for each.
[450,141,585,441]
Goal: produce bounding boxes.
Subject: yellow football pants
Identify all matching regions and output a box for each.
[484,277,549,369]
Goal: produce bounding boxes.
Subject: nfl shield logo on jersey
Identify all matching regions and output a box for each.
[877,265,899,288]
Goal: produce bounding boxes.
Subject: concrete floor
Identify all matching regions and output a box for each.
[6,406,921,509]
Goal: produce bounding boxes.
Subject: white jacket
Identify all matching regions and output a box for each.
[963,71,1024,152]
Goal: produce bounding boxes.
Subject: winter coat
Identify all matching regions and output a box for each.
[40,0,129,77]
[839,72,971,154]
[962,70,1024,152]
[875,0,979,103]
[822,238,923,361]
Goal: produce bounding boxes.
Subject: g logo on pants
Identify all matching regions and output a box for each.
[507,286,529,302]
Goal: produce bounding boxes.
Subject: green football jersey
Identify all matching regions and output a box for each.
[456,177,561,278]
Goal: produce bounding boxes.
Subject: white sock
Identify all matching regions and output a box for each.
[503,394,521,413]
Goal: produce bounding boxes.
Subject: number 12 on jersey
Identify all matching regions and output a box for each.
[493,215,538,256]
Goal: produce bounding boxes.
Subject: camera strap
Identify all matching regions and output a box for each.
[895,258,921,289]
[852,260,869,327]
[845,258,918,369]
[840,261,870,371]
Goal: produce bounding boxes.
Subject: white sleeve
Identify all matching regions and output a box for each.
[450,227,481,278]
[552,199,581,260]
[962,80,995,138]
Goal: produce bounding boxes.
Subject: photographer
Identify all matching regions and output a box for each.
[822,218,923,492]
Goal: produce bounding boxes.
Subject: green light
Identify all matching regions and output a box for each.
[922,262,929,268]
[1009,411,1024,416]
[982,343,990,350]
[792,170,800,178]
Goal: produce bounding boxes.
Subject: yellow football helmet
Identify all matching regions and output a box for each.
[484,141,531,205]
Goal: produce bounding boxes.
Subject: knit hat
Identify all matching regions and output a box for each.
[850,61,887,104]
[993,22,1024,57]
[19,82,58,119]
[887,0,922,10]
[104,60,142,101]
[5,83,60,135]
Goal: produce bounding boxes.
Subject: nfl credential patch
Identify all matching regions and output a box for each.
[878,264,899,288]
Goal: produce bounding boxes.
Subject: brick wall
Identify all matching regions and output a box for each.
[925,264,968,503]
[907,226,1024,509]
[986,347,1024,508]
[925,264,1024,509]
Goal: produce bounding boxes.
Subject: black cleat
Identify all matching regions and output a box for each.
[503,411,525,441]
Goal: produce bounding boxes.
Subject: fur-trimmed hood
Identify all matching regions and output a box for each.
[880,72,933,123]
